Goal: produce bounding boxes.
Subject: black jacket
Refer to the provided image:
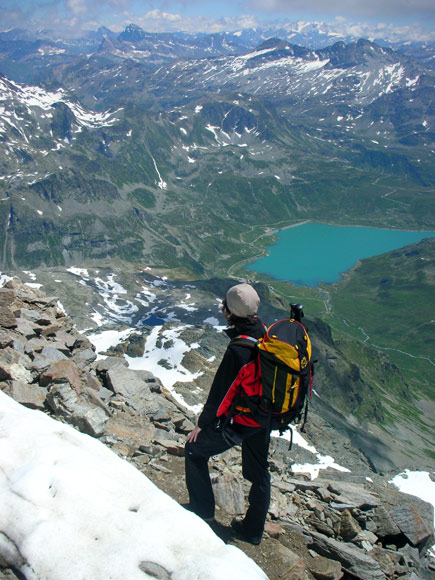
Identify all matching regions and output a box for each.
[197,318,266,429]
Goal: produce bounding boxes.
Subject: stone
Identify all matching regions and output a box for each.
[339,510,362,541]
[371,505,401,538]
[105,417,156,446]
[139,561,171,579]
[94,356,128,375]
[213,474,245,515]
[27,354,52,376]
[72,348,97,366]
[152,438,185,457]
[172,414,195,434]
[0,309,16,328]
[106,366,156,413]
[25,337,50,353]
[54,330,77,349]
[353,530,378,546]
[0,362,32,384]
[37,323,64,336]
[0,330,13,348]
[40,360,83,394]
[46,383,109,437]
[265,522,284,539]
[0,288,16,307]
[272,480,297,494]
[274,543,306,580]
[269,490,296,520]
[307,552,343,580]
[309,530,386,580]
[368,546,396,577]
[18,307,41,322]
[40,346,69,362]
[329,482,380,509]
[9,380,47,409]
[390,503,433,547]
[14,318,37,338]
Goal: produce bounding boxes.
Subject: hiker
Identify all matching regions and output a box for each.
[185,283,270,545]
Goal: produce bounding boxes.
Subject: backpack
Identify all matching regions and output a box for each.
[221,307,313,434]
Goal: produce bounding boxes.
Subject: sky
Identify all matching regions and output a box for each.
[0,0,434,37]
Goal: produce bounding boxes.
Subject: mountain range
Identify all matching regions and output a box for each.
[0,23,434,472]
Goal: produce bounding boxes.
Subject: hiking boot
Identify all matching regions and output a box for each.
[231,517,262,546]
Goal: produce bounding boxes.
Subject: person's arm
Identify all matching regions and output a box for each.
[197,346,240,429]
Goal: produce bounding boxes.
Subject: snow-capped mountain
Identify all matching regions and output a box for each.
[0,34,433,275]
[0,75,120,183]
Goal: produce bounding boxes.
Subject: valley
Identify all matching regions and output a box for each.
[0,23,434,472]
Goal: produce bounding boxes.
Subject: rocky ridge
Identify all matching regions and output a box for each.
[0,278,434,580]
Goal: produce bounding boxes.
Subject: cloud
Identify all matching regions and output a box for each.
[67,0,88,16]
[245,0,435,21]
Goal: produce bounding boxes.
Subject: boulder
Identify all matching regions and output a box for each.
[339,509,362,541]
[40,360,83,395]
[9,380,47,410]
[106,366,161,413]
[329,482,380,509]
[307,552,343,580]
[213,474,245,515]
[45,382,109,437]
[308,530,386,580]
[274,543,306,580]
[390,503,433,547]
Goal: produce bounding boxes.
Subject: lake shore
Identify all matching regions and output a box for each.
[244,223,435,286]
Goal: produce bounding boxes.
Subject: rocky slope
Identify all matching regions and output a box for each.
[0,278,433,580]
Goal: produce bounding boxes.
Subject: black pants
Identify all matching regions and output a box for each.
[185,420,271,538]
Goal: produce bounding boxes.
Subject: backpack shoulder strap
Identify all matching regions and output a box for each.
[229,335,259,348]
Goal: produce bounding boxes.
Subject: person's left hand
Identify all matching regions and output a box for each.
[187,425,202,443]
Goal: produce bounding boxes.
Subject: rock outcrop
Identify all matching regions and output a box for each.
[0,278,434,580]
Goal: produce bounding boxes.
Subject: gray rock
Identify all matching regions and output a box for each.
[0,330,13,348]
[0,362,33,383]
[40,346,69,362]
[9,380,47,410]
[139,562,171,579]
[46,383,109,437]
[213,473,245,515]
[94,356,128,375]
[14,318,37,338]
[0,287,16,307]
[17,307,41,322]
[370,505,402,537]
[329,482,380,509]
[106,366,157,412]
[72,348,97,366]
[0,309,17,328]
[307,553,343,580]
[390,503,433,547]
[309,530,386,580]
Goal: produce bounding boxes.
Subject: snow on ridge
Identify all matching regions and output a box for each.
[0,77,119,133]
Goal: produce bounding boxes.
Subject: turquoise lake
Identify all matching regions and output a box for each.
[245,223,435,287]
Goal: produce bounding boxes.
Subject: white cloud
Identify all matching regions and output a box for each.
[67,0,89,17]
[247,0,435,21]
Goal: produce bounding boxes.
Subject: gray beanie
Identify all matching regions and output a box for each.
[225,283,260,318]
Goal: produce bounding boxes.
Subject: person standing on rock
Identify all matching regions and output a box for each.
[184,283,270,545]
